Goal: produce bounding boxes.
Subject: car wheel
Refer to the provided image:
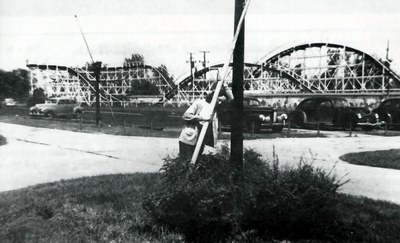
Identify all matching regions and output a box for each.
[292,112,305,127]
[361,126,374,131]
[342,116,357,130]
[272,125,283,133]
[45,111,56,119]
[383,113,393,125]
[246,120,261,133]
[75,110,82,118]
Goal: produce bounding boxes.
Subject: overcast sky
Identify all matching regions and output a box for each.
[1,0,400,77]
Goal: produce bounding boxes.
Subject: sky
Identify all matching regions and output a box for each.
[1,0,400,78]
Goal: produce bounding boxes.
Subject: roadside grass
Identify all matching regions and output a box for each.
[340,149,400,170]
[0,107,326,139]
[1,172,400,242]
[0,135,6,146]
[0,173,180,242]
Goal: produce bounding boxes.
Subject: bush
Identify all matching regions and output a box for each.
[26,88,45,107]
[144,146,348,242]
[0,135,6,146]
[243,157,346,241]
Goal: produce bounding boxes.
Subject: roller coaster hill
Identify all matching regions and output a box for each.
[27,61,173,107]
[27,42,400,110]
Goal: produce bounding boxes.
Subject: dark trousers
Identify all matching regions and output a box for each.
[179,141,195,160]
[179,141,205,160]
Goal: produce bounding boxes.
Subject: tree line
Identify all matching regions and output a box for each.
[0,69,30,100]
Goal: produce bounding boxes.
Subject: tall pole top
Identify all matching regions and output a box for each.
[75,14,95,64]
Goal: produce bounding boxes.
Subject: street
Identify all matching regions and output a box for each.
[1,122,400,204]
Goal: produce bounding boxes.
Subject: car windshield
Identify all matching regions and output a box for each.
[333,99,349,107]
[45,99,57,104]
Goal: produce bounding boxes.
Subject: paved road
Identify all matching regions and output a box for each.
[0,122,178,192]
[1,122,400,205]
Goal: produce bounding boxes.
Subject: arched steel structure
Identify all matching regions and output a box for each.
[259,42,400,95]
[27,63,172,106]
[163,63,309,104]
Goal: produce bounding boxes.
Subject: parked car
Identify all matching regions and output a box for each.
[288,97,381,130]
[218,97,287,132]
[29,98,83,118]
[4,98,16,107]
[373,98,400,129]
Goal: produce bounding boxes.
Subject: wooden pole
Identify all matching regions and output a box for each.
[93,61,102,126]
[190,0,251,164]
[231,0,246,167]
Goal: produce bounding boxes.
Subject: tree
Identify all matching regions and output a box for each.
[0,68,30,100]
[123,54,172,95]
[26,88,46,107]
[127,80,160,96]
[155,64,174,86]
[123,54,145,67]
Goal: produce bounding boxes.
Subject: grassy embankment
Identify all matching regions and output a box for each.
[1,172,400,242]
[340,149,400,170]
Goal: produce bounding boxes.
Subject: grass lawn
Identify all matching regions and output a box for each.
[0,135,6,146]
[0,174,179,242]
[0,107,326,139]
[340,149,400,170]
[1,173,400,242]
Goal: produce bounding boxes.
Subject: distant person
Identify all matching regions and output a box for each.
[179,83,233,160]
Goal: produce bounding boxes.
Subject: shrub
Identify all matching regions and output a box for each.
[26,88,45,107]
[242,156,347,241]
[144,146,348,242]
[0,135,6,146]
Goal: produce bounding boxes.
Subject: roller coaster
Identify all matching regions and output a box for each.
[28,42,400,106]
[27,63,172,106]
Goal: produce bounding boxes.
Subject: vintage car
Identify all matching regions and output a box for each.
[4,98,16,107]
[372,98,400,129]
[218,97,287,132]
[288,97,381,130]
[29,98,83,118]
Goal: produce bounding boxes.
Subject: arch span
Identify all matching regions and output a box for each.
[163,62,313,103]
[258,42,400,94]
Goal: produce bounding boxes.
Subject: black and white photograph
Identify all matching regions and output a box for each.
[1,0,400,241]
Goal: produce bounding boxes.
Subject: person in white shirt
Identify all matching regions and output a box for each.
[179,83,233,160]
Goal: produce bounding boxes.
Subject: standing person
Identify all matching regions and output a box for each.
[178,93,214,160]
[179,84,233,160]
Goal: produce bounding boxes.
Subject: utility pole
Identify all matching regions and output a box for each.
[187,52,195,100]
[231,0,245,168]
[92,61,102,126]
[189,0,250,164]
[75,14,102,126]
[386,40,390,61]
[199,51,209,79]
